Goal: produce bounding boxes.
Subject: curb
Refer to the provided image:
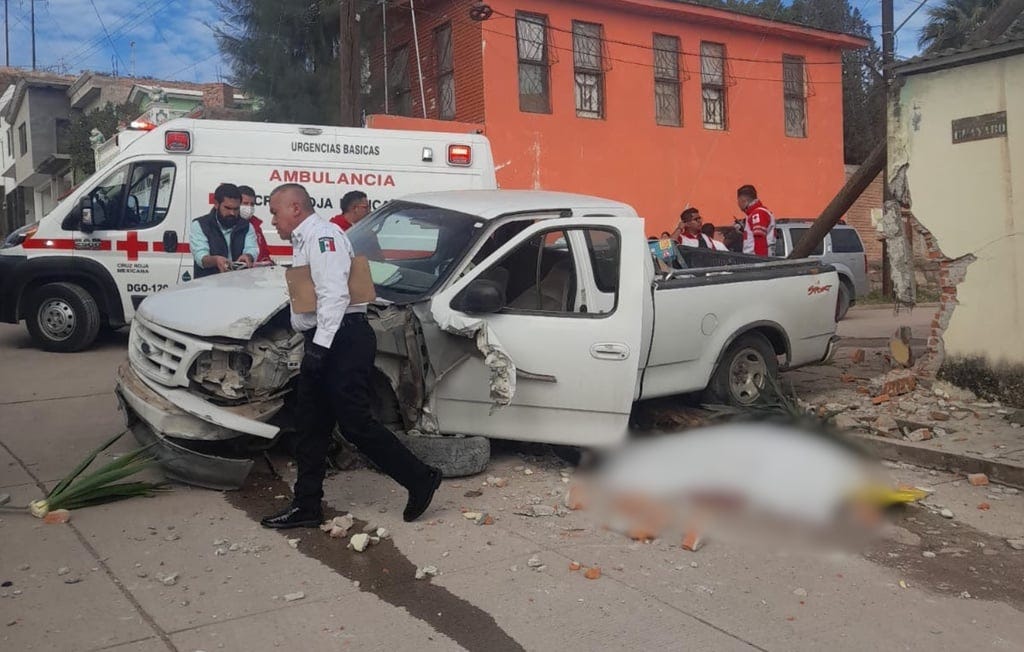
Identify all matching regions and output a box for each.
[849,433,1024,490]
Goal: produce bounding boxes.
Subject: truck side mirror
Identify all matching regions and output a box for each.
[79,196,95,234]
[451,278,505,315]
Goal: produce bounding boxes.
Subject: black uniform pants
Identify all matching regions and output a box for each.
[292,313,429,511]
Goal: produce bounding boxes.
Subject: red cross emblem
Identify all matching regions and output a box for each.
[116,232,149,261]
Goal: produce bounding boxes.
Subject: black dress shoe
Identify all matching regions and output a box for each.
[404,466,443,522]
[260,505,323,529]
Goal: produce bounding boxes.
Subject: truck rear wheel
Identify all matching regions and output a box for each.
[25,282,101,352]
[703,332,778,407]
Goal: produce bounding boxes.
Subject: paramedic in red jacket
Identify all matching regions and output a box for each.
[238,185,273,264]
[330,191,371,232]
[737,184,776,256]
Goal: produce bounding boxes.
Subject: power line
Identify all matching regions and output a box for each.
[88,0,128,73]
[895,0,931,35]
[58,0,168,66]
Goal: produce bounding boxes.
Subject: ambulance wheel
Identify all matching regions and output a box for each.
[26,282,101,352]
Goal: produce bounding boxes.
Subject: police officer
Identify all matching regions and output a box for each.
[260,183,442,529]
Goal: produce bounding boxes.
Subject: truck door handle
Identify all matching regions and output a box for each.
[590,343,630,361]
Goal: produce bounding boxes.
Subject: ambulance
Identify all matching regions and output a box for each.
[0,119,497,351]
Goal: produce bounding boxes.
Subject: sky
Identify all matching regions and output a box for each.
[0,0,931,84]
[1,0,226,81]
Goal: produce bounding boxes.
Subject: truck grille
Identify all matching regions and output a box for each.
[131,319,188,384]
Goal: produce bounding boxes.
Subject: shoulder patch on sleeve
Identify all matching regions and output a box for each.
[318,236,336,253]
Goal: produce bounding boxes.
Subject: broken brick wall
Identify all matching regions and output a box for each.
[890,50,1024,405]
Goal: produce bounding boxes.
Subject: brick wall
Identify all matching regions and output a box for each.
[368,0,485,124]
[201,83,235,109]
[844,164,883,264]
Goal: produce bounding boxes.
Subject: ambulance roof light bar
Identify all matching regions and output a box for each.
[129,119,158,131]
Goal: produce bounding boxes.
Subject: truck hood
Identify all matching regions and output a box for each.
[137,266,289,339]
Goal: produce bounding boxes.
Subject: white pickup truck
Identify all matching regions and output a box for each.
[115,191,840,488]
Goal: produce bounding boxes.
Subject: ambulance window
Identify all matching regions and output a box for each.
[124,162,176,229]
[86,166,128,229]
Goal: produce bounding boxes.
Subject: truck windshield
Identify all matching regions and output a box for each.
[347,201,484,303]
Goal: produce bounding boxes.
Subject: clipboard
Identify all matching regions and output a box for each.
[285,255,376,313]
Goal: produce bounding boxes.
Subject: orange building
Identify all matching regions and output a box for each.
[366,0,868,234]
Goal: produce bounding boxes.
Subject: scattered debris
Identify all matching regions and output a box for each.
[872,394,891,406]
[321,515,355,539]
[922,551,936,559]
[930,411,951,422]
[940,508,954,519]
[463,490,483,498]
[518,505,557,518]
[876,371,917,398]
[56,567,70,576]
[284,591,305,602]
[415,566,439,580]
[287,538,300,549]
[977,503,991,511]
[164,533,180,542]
[213,539,227,546]
[486,476,508,488]
[850,349,865,364]
[17,564,29,571]
[63,576,81,585]
[348,533,370,553]
[690,561,699,568]
[0,493,10,506]
[42,509,71,525]
[681,530,704,552]
[793,588,808,597]
[375,527,390,540]
[527,556,545,571]
[160,573,179,586]
[584,567,602,580]
[569,562,581,571]
[564,485,587,511]
[889,327,914,368]
[1006,539,1024,551]
[463,511,484,521]
[523,469,534,476]
[906,428,933,442]
[967,473,989,487]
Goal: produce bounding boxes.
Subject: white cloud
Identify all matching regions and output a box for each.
[4,0,229,81]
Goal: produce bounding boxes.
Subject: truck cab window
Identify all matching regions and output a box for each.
[485,227,619,315]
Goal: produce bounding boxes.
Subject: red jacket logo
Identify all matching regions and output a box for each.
[807,283,833,296]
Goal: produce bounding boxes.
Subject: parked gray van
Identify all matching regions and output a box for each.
[773,221,868,320]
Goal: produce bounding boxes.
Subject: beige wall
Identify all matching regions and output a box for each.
[898,53,1024,365]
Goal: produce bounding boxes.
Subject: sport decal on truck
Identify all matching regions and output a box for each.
[807,282,834,296]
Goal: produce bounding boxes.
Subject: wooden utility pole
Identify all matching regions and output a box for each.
[879,0,895,295]
[338,0,362,127]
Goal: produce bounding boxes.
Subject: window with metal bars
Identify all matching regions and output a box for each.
[516,12,550,114]
[700,42,726,130]
[783,54,807,138]
[572,21,604,119]
[389,45,412,117]
[435,23,455,120]
[653,34,681,127]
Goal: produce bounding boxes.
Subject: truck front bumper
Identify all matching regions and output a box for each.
[115,363,284,490]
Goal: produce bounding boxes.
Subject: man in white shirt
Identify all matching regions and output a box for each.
[260,183,442,529]
[672,208,725,250]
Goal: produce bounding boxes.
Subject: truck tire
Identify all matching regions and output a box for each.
[25,282,102,352]
[703,332,779,407]
[836,281,852,321]
[396,431,490,478]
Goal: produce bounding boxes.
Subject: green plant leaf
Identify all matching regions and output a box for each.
[47,431,127,499]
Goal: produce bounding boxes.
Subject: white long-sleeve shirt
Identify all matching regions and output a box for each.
[290,213,366,349]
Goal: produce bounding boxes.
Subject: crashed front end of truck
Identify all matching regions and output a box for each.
[115,201,505,489]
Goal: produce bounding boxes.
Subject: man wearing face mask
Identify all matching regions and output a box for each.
[238,185,273,265]
[189,183,260,278]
